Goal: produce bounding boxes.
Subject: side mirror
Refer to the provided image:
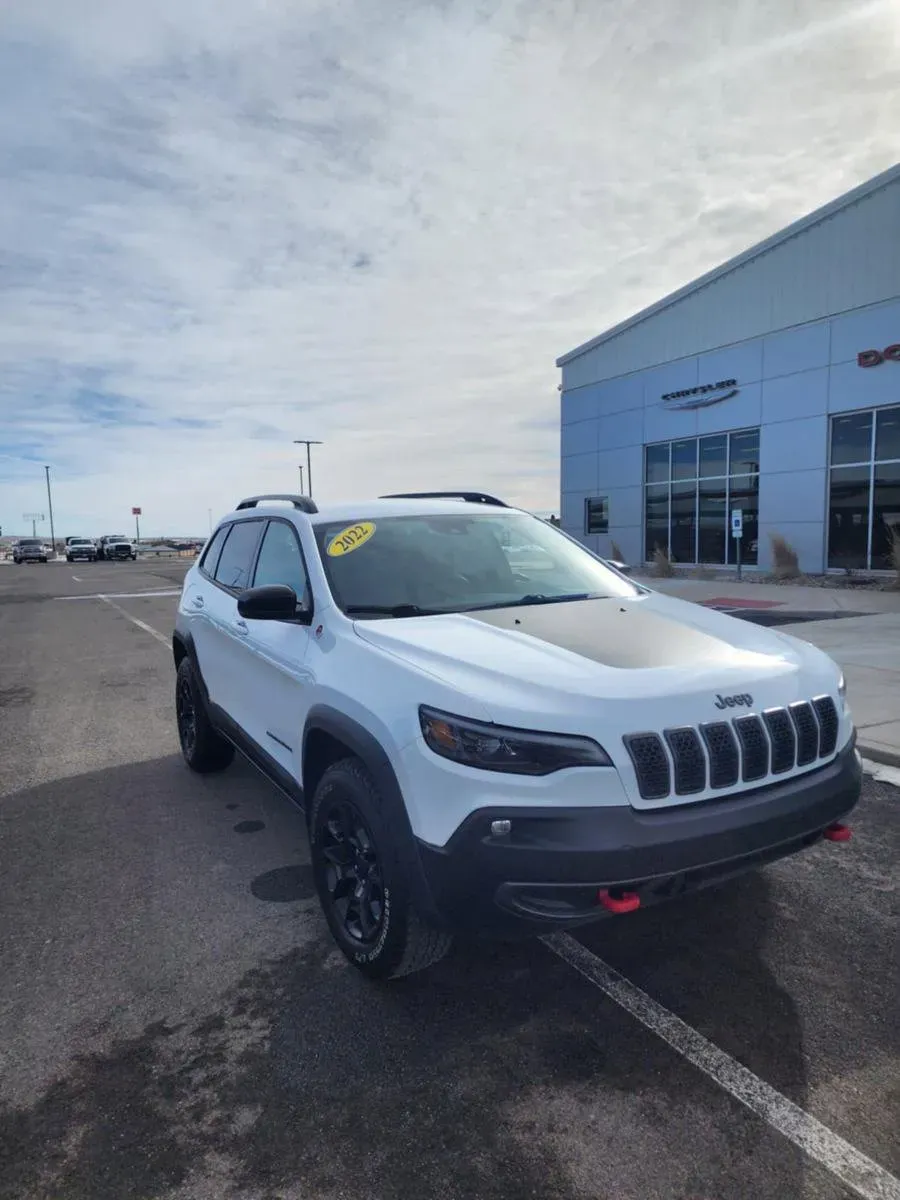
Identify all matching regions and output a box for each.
[237,584,304,622]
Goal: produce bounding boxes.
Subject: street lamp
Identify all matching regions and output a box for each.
[293,440,322,498]
[44,466,57,558]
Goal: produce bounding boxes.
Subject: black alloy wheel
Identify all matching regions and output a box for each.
[319,800,385,946]
[176,673,197,759]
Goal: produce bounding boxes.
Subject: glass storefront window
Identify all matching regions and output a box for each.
[699,435,727,478]
[644,484,670,560]
[827,465,871,569]
[827,406,900,570]
[671,438,697,480]
[875,407,900,463]
[698,477,727,563]
[872,461,900,570]
[729,429,760,477]
[726,476,759,566]
[831,412,873,466]
[643,428,759,564]
[645,443,670,484]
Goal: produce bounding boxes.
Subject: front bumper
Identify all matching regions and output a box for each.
[415,739,862,935]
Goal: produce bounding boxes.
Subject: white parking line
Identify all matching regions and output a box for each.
[71,575,82,582]
[543,933,900,1200]
[56,589,181,601]
[101,597,170,647]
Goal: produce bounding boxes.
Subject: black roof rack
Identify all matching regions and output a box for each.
[235,494,318,513]
[380,491,508,507]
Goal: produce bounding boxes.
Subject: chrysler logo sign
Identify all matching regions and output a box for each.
[661,378,738,410]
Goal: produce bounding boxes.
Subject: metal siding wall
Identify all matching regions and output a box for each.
[560,177,900,390]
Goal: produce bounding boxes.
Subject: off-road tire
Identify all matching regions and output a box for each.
[310,757,452,980]
[175,657,234,774]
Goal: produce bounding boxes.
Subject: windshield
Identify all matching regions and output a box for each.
[313,512,639,617]
[21,539,42,547]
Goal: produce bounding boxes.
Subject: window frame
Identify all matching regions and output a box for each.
[584,496,609,535]
[826,403,900,571]
[250,517,315,617]
[199,524,231,579]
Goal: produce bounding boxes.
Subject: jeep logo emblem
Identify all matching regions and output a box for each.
[714,692,753,710]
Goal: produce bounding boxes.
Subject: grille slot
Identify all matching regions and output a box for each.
[623,734,671,800]
[789,701,819,766]
[700,721,740,789]
[664,728,707,795]
[762,708,796,773]
[812,696,839,757]
[733,714,769,781]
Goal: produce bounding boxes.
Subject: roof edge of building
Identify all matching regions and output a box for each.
[556,162,900,369]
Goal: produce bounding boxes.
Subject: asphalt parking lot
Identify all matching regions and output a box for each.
[1,561,898,1200]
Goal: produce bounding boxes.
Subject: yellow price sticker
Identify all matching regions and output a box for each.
[326,521,376,557]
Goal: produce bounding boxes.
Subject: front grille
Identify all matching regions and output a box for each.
[624,694,841,802]
[623,734,670,800]
[813,696,839,757]
[733,714,769,782]
[789,701,819,766]
[762,708,796,774]
[664,728,706,795]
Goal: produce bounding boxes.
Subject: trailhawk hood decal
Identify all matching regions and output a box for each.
[353,592,838,726]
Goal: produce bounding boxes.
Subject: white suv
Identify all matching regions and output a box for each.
[173,491,861,979]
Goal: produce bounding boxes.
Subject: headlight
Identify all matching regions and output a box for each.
[419,706,613,775]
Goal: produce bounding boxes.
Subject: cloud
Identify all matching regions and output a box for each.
[0,0,898,535]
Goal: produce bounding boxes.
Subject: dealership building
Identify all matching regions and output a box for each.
[557,163,900,574]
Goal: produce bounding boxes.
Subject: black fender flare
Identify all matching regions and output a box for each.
[302,705,442,925]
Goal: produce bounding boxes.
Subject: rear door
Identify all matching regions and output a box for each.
[234,518,314,772]
[187,519,264,722]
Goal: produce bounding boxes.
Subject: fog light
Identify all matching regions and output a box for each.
[491,819,512,837]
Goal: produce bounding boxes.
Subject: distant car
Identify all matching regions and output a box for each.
[13,538,47,564]
[66,539,97,563]
[97,535,136,561]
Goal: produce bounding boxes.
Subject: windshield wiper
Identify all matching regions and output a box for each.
[345,603,441,618]
[462,592,605,613]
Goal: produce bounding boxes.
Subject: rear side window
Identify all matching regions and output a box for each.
[200,525,229,577]
[252,520,310,604]
[213,520,263,590]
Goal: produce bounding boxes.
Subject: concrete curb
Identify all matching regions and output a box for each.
[857,742,900,769]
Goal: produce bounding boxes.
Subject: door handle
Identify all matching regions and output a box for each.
[191,596,205,609]
[234,618,249,635]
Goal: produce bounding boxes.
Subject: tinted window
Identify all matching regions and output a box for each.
[729,429,759,476]
[699,435,727,477]
[213,520,262,590]
[645,443,670,484]
[253,520,310,603]
[831,412,872,466]
[671,438,697,480]
[875,405,900,463]
[200,525,229,576]
[584,497,609,533]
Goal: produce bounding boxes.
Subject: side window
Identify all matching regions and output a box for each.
[213,520,263,591]
[252,520,310,604]
[200,525,230,577]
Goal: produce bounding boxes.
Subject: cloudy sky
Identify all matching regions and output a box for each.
[1,0,898,537]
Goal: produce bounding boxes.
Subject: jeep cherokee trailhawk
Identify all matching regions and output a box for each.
[173,492,861,979]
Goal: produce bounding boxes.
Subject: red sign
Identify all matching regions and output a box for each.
[132,507,142,515]
[858,344,900,368]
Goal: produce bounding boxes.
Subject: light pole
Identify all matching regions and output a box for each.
[24,512,44,538]
[44,466,56,557]
[293,440,322,498]
[298,464,304,493]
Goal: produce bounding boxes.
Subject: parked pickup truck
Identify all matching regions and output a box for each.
[13,538,48,564]
[97,535,137,561]
[66,539,97,563]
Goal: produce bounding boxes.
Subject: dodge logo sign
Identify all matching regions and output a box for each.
[858,344,900,368]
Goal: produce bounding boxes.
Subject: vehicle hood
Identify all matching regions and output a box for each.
[354,591,840,729]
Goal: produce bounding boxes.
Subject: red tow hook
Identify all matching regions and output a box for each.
[823,822,852,843]
[598,888,641,914]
